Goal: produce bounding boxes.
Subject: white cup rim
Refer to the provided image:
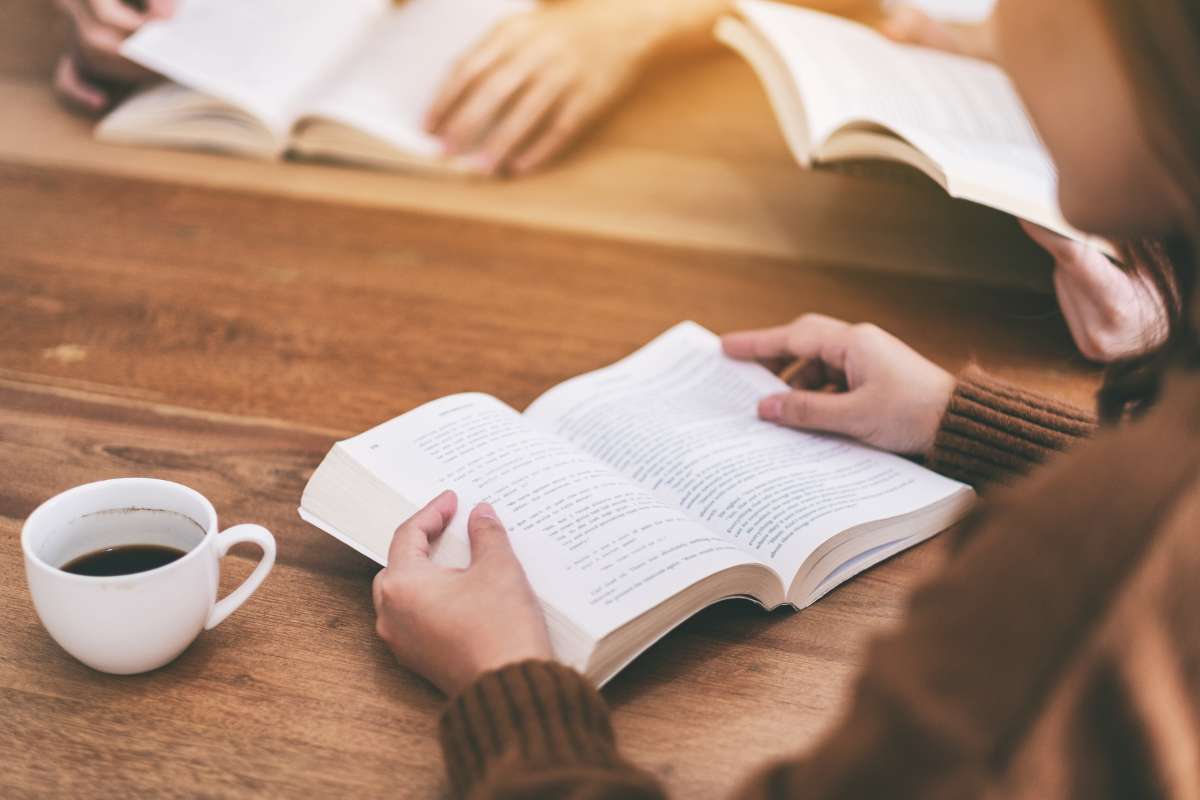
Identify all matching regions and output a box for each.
[21,478,218,584]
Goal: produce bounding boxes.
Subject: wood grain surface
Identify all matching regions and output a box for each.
[1,4,1103,797]
[0,162,1100,799]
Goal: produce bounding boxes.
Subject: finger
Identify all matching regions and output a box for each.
[467,503,518,565]
[508,95,593,175]
[54,54,109,112]
[425,31,514,135]
[758,390,867,437]
[386,489,458,567]
[476,73,569,175]
[145,0,174,18]
[64,2,157,85]
[439,57,537,157]
[721,315,853,369]
[1052,264,1103,356]
[1052,256,1157,361]
[90,0,147,32]
[1025,221,1129,314]
[722,322,802,361]
[60,0,123,56]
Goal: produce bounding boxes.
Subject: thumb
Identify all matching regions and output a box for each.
[467,503,518,566]
[759,390,866,438]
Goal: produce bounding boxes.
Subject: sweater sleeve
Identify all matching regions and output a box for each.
[437,377,1194,800]
[926,367,1097,488]
[439,659,665,799]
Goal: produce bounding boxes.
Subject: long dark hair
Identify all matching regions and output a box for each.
[1098,238,1196,422]
[1093,0,1200,423]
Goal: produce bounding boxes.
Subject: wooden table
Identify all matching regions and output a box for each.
[1,4,1100,797]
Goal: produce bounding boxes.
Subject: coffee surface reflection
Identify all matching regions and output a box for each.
[62,544,188,577]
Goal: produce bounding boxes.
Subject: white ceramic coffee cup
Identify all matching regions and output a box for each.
[21,477,276,675]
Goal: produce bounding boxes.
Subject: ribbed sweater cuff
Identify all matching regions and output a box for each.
[439,660,617,796]
[928,367,1097,488]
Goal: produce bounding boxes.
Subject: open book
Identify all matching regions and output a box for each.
[300,323,974,685]
[97,0,527,173]
[717,1,1108,250]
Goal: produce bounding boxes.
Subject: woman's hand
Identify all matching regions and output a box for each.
[1020,221,1170,362]
[53,0,172,113]
[879,4,997,61]
[425,0,689,177]
[722,315,955,455]
[877,12,1167,363]
[372,490,553,696]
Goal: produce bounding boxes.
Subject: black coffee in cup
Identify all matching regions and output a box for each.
[62,544,187,577]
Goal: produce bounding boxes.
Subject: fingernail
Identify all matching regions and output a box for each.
[759,395,782,420]
[475,502,499,522]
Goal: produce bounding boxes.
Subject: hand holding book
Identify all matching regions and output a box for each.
[876,6,1166,363]
[368,317,970,694]
[369,316,962,696]
[1018,222,1170,362]
[373,491,553,696]
[721,314,957,454]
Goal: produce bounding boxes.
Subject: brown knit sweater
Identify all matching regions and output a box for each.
[439,369,1200,799]
[927,367,1098,487]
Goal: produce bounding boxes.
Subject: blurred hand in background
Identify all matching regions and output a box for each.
[53,0,172,113]
[880,3,996,60]
[885,7,1169,362]
[425,0,668,177]
[426,0,886,176]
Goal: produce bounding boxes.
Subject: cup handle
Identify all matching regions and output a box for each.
[204,524,277,630]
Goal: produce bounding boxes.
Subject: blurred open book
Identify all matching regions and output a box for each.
[717,0,1110,251]
[98,0,528,174]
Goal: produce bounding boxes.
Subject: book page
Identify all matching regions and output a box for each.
[523,322,968,583]
[120,0,387,136]
[300,0,530,157]
[735,1,1055,208]
[338,393,759,640]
